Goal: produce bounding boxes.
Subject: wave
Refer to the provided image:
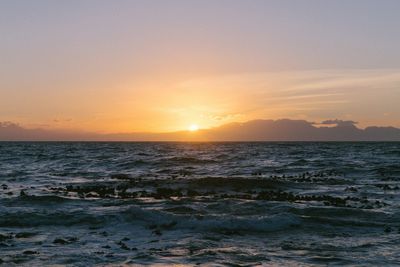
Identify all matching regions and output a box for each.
[163,156,218,164]
[0,201,301,235]
[120,206,301,233]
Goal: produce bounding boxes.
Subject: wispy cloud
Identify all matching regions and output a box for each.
[172,69,400,127]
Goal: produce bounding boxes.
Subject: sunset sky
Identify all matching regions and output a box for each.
[1,0,400,133]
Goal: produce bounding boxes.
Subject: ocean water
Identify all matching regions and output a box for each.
[0,142,399,266]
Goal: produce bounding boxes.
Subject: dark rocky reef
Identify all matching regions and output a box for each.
[50,171,388,210]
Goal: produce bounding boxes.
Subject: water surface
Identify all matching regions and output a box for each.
[0,142,399,266]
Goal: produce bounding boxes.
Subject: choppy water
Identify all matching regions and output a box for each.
[0,142,400,266]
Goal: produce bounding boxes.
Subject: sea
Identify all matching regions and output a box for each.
[0,142,399,266]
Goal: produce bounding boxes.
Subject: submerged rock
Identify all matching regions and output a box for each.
[53,237,78,245]
[23,250,39,255]
[0,233,12,242]
[15,232,37,238]
[116,241,130,250]
[111,173,131,180]
[53,238,69,245]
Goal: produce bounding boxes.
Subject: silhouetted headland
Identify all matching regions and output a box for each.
[1,119,400,141]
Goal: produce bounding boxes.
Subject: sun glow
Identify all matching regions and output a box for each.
[188,124,199,132]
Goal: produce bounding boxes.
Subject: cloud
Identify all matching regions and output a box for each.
[173,69,400,128]
[0,121,21,129]
[53,118,73,123]
[320,119,358,126]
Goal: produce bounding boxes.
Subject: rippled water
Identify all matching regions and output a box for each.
[0,142,399,266]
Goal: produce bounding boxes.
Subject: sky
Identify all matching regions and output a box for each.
[1,0,400,133]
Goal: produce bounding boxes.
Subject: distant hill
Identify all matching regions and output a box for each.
[197,119,400,141]
[1,119,400,141]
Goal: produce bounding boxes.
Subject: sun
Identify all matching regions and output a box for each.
[188,124,199,132]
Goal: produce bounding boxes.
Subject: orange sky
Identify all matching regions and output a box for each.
[1,1,400,133]
[2,69,399,133]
